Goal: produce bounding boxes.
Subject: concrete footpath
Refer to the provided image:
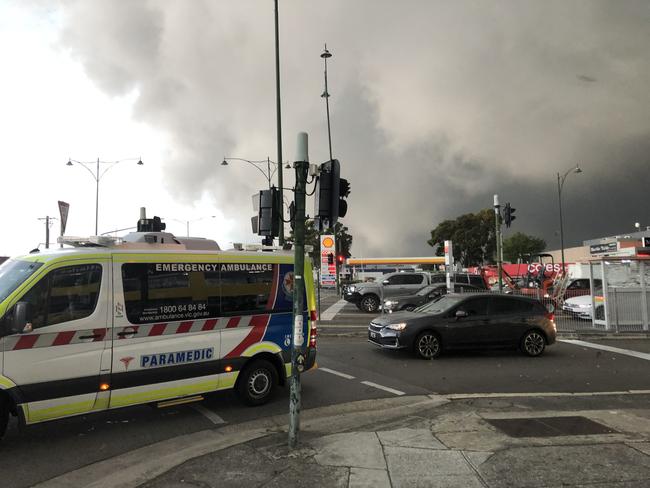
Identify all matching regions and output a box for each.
[36,393,650,488]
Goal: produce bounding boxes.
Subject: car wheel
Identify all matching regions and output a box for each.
[521,330,546,357]
[360,295,380,313]
[237,359,278,406]
[404,305,416,312]
[414,331,441,360]
[0,397,9,440]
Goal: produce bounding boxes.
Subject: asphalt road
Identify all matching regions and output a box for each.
[1,314,650,486]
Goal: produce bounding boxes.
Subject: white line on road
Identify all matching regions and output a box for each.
[446,390,650,400]
[318,367,356,380]
[320,299,349,321]
[561,339,650,361]
[191,404,226,425]
[319,324,368,329]
[361,381,405,396]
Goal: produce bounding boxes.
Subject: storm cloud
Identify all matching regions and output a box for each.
[53,0,650,256]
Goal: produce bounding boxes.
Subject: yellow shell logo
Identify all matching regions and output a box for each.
[322,237,334,248]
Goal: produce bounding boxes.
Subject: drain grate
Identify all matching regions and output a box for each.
[486,416,618,438]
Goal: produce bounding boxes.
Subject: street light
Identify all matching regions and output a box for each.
[557,164,583,272]
[273,0,285,246]
[220,157,283,189]
[67,157,143,235]
[167,215,216,237]
[321,44,333,161]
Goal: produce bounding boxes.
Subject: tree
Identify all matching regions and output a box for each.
[427,209,496,267]
[286,220,353,269]
[502,232,546,263]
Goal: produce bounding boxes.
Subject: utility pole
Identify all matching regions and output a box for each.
[38,216,56,249]
[274,0,284,246]
[494,195,503,292]
[289,132,309,449]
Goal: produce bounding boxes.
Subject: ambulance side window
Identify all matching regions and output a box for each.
[220,267,273,316]
[17,277,48,329]
[17,264,102,329]
[121,264,220,324]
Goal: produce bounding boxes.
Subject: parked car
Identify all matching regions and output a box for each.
[368,293,556,359]
[383,283,484,312]
[346,271,487,313]
[548,278,602,301]
[430,272,488,288]
[562,290,604,320]
[344,272,431,313]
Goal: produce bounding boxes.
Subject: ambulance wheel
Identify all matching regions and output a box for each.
[0,397,9,440]
[237,359,278,406]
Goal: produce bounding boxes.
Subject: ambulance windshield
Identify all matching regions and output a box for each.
[0,259,43,303]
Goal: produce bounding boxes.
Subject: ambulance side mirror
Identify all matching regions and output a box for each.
[11,302,32,334]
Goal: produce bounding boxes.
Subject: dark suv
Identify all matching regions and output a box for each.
[368,293,555,359]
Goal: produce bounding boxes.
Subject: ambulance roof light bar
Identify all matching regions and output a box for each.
[57,235,122,247]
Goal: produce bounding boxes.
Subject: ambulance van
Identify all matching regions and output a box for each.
[0,219,317,438]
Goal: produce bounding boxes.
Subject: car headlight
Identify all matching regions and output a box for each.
[384,300,398,306]
[577,303,591,308]
[348,285,356,293]
[386,322,407,331]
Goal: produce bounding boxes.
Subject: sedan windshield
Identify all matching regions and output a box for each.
[415,294,465,314]
[0,259,43,303]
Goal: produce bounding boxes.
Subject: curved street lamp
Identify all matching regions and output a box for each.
[557,164,583,272]
[221,157,290,189]
[67,157,143,235]
[167,215,216,237]
[321,44,333,161]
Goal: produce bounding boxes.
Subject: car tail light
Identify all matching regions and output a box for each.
[546,312,555,322]
[309,310,318,348]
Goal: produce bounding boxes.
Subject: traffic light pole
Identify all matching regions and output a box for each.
[494,194,503,292]
[289,132,309,449]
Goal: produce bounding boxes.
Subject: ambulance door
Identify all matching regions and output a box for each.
[109,260,222,409]
[1,260,110,423]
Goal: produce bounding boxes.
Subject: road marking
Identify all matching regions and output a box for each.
[319,367,356,380]
[561,339,650,361]
[446,390,650,400]
[321,299,349,320]
[191,404,226,425]
[361,380,405,396]
[319,324,368,329]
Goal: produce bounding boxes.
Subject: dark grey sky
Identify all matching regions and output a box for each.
[55,0,650,256]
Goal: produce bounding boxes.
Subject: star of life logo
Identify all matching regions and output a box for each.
[120,356,135,371]
[283,271,295,295]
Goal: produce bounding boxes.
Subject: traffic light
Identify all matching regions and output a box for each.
[504,202,516,228]
[338,178,350,218]
[327,253,334,265]
[256,187,280,238]
[337,254,344,264]
[315,159,350,228]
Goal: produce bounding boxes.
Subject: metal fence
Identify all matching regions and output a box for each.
[457,287,650,334]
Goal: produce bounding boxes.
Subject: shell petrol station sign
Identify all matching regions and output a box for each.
[320,234,337,286]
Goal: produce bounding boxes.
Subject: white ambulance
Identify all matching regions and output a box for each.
[0,217,317,439]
